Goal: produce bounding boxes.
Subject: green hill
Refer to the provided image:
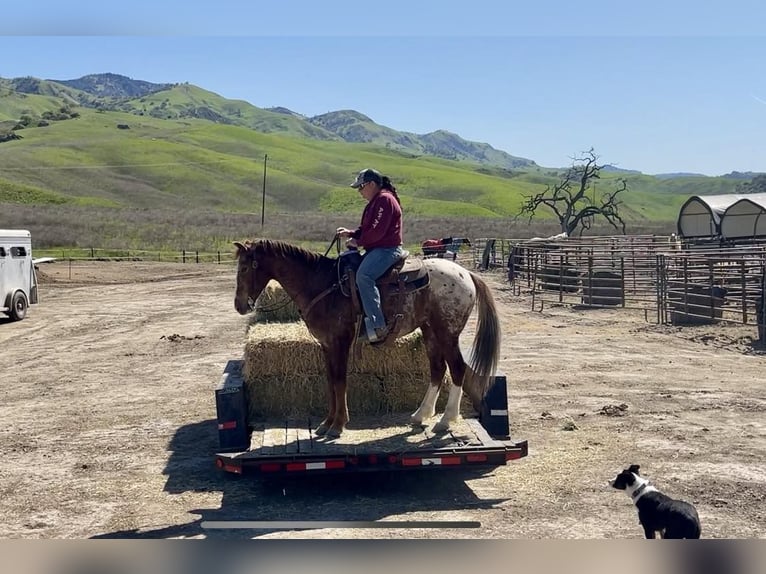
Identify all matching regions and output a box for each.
[0,72,747,231]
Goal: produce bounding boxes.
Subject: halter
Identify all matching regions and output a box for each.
[245,256,259,310]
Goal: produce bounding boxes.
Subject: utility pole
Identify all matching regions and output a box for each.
[261,153,268,228]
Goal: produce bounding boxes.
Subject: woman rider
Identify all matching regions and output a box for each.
[336,168,403,343]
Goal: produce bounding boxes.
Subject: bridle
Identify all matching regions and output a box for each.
[239,245,338,319]
[241,255,260,311]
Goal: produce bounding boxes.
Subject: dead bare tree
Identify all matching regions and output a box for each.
[518,148,628,236]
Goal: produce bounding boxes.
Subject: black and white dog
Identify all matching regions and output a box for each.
[610,464,701,539]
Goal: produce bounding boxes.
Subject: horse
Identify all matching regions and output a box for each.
[233,239,501,438]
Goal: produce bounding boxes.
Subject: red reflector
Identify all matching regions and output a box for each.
[286,462,306,472]
[215,458,224,469]
[401,458,421,466]
[325,460,345,470]
[387,455,398,464]
[466,454,488,463]
[441,456,461,465]
[506,451,522,461]
[218,421,237,430]
[222,463,242,474]
[260,463,281,472]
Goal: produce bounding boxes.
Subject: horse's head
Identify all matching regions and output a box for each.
[233,240,273,315]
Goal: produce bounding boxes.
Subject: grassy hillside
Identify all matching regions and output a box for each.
[0,106,731,221]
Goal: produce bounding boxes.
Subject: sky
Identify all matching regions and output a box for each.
[2,1,765,177]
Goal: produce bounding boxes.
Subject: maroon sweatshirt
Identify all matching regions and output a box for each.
[352,190,402,249]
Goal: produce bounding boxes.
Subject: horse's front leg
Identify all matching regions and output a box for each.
[316,341,351,438]
[314,373,336,437]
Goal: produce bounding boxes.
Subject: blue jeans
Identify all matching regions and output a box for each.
[356,246,403,330]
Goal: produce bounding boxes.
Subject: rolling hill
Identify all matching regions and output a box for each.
[0,72,748,227]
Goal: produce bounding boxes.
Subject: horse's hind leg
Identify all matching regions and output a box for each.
[411,326,447,425]
[433,339,467,434]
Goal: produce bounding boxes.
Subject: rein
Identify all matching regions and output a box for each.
[302,233,344,318]
[323,234,341,257]
[303,283,340,319]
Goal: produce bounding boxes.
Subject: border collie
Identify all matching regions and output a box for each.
[610,464,701,539]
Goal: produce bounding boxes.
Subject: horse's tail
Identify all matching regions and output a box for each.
[467,271,501,401]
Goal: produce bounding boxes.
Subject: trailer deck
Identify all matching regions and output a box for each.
[214,359,527,476]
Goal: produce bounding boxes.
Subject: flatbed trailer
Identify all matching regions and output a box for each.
[214,360,527,477]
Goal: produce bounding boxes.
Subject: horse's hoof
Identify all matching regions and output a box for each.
[314,423,329,436]
[410,410,434,425]
[432,421,450,434]
[325,427,343,439]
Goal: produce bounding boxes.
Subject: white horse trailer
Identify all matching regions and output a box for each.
[0,230,38,321]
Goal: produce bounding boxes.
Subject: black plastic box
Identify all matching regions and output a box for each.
[215,360,250,452]
[479,373,511,439]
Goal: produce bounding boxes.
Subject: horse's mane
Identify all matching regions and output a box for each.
[249,238,334,271]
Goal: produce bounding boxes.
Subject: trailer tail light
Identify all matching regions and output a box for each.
[466,454,488,463]
[215,457,243,474]
[217,421,238,430]
[506,450,523,461]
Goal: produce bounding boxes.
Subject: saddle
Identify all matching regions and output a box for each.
[337,249,430,343]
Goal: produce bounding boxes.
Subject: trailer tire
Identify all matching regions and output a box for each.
[10,291,28,321]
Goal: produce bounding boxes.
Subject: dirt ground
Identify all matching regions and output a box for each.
[0,260,763,539]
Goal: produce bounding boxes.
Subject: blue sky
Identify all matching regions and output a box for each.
[2,1,765,176]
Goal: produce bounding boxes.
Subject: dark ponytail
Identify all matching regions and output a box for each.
[380,175,401,206]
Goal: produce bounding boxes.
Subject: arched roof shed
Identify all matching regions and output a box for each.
[677,193,766,239]
[720,194,766,240]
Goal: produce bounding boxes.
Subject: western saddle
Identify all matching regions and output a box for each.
[338,249,430,343]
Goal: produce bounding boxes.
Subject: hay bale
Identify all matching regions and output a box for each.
[243,322,446,419]
[581,268,624,306]
[252,280,301,323]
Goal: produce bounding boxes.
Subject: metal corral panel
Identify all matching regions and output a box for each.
[721,197,766,239]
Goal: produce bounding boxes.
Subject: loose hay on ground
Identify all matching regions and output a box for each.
[243,322,448,419]
[252,280,301,323]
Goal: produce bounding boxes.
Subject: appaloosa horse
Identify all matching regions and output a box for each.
[233,239,501,438]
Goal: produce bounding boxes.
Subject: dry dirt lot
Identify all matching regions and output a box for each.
[0,260,764,539]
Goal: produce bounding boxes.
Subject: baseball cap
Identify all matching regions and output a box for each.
[350,168,382,188]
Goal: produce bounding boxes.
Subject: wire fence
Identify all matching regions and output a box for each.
[34,247,235,264]
[33,238,766,338]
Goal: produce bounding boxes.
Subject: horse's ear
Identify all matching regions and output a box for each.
[233,241,246,253]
